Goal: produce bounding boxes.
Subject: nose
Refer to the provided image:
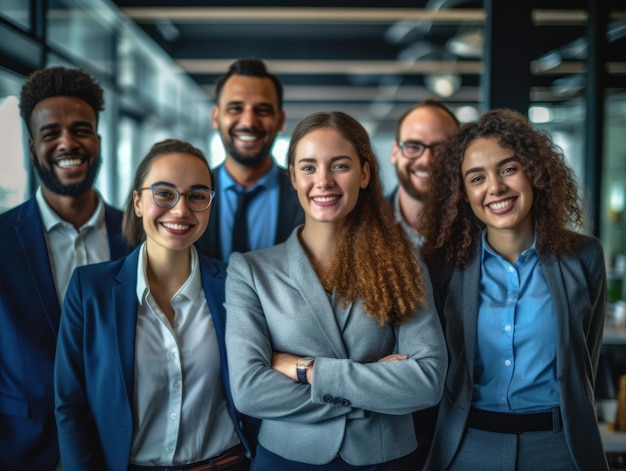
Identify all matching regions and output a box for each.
[169,193,193,215]
[58,130,79,152]
[238,107,258,128]
[487,174,506,195]
[315,168,333,189]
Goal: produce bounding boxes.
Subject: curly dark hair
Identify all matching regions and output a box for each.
[122,139,213,248]
[19,66,104,134]
[214,57,283,109]
[287,111,426,326]
[420,108,585,268]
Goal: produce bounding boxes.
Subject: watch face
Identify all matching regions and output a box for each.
[297,357,314,367]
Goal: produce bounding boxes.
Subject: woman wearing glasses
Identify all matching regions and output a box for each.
[54,139,252,471]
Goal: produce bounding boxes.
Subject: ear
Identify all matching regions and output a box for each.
[133,190,143,217]
[289,165,297,189]
[390,140,400,166]
[360,161,371,189]
[211,105,219,130]
[277,109,287,132]
[28,138,36,163]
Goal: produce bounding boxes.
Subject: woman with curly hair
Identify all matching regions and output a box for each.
[225,111,447,470]
[420,108,608,470]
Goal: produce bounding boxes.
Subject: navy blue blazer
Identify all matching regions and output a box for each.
[195,164,303,261]
[0,197,128,471]
[54,247,253,471]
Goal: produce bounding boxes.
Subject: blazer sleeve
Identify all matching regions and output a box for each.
[310,260,447,415]
[225,254,353,424]
[54,269,107,471]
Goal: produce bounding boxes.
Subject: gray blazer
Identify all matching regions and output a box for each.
[424,233,608,471]
[225,228,447,466]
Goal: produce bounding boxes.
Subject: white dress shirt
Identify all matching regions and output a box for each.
[130,244,239,465]
[36,187,110,305]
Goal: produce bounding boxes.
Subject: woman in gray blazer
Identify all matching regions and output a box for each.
[225,111,447,470]
[420,108,608,470]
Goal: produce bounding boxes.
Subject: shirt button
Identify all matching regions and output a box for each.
[169,351,178,359]
[505,360,512,367]
[504,325,511,332]
[170,413,177,420]
[173,381,181,389]
[168,446,174,452]
[508,266,514,272]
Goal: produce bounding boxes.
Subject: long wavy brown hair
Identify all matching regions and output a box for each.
[288,111,426,326]
[420,108,585,269]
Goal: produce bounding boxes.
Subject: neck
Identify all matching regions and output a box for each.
[398,187,425,227]
[224,156,273,189]
[299,221,342,274]
[41,187,98,230]
[145,243,192,292]
[485,226,534,265]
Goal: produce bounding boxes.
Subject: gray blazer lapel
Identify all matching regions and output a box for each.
[540,253,571,358]
[462,257,481,384]
[286,233,348,358]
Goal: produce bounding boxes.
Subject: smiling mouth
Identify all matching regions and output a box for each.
[53,157,87,169]
[312,195,340,203]
[488,198,514,210]
[162,222,192,231]
[412,170,428,178]
[233,132,263,143]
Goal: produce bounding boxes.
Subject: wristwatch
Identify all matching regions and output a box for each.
[296,357,315,384]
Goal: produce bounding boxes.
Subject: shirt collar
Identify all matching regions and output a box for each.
[35,186,105,233]
[136,242,202,304]
[219,161,279,192]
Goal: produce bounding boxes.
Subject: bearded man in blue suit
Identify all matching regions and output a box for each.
[0,66,129,470]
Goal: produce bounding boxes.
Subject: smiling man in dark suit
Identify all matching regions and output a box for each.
[0,66,129,470]
[195,58,303,262]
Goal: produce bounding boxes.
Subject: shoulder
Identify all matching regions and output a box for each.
[0,198,36,223]
[198,252,228,279]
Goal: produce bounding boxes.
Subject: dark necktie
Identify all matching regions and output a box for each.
[231,186,263,254]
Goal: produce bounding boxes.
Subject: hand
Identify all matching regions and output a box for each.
[377,354,408,363]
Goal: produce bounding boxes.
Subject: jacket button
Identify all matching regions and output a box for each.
[323,394,333,403]
[333,397,343,405]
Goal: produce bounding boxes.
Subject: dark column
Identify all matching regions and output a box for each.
[585,0,609,236]
[481,0,532,113]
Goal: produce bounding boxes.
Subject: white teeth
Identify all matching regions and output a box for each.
[236,134,259,142]
[413,170,428,178]
[312,195,339,203]
[489,199,513,210]
[56,159,83,168]
[162,223,190,231]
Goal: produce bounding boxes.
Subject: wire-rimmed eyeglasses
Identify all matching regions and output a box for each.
[140,184,215,212]
[398,140,440,160]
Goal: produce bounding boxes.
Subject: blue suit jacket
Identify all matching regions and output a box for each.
[195,164,303,261]
[424,233,608,471]
[54,247,253,471]
[0,197,128,471]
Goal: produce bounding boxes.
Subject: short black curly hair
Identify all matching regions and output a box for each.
[19,66,104,134]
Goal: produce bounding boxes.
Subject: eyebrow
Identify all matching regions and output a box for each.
[296,155,353,166]
[463,156,518,178]
[150,181,211,190]
[38,121,94,133]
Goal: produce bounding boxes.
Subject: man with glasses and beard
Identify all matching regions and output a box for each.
[195,58,303,262]
[0,66,129,470]
[388,99,459,247]
[386,98,459,470]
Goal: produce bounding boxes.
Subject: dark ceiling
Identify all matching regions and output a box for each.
[110,0,626,133]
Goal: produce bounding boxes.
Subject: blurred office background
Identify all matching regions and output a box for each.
[0,0,625,285]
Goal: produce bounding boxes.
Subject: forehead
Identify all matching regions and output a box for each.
[218,75,279,107]
[400,106,457,141]
[145,152,212,186]
[30,96,97,130]
[295,127,357,159]
[462,137,511,167]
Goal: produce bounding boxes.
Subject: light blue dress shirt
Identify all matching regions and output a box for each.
[218,164,279,261]
[472,232,561,413]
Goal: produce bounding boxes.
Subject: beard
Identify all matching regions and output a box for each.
[397,166,428,201]
[222,127,274,168]
[33,156,101,197]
